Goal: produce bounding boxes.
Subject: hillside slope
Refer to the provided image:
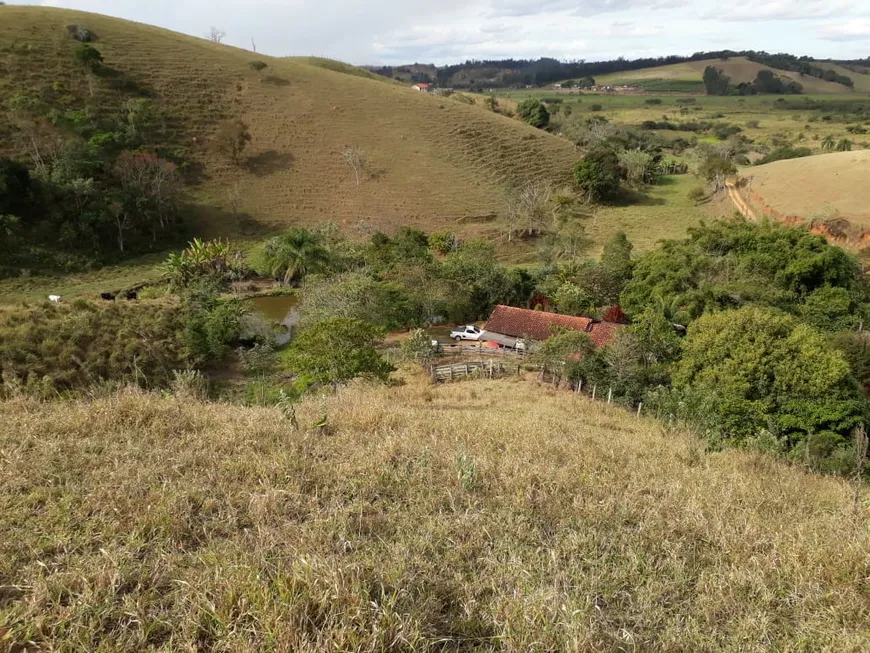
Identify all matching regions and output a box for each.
[746,150,870,226]
[597,57,863,94]
[0,6,579,239]
[1,373,868,650]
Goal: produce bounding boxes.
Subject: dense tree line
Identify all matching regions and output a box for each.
[745,52,854,87]
[1,44,189,273]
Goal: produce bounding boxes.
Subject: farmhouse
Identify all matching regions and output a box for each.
[483,305,624,348]
[412,83,431,92]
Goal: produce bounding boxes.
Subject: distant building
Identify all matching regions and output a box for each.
[483,305,624,348]
[412,83,431,92]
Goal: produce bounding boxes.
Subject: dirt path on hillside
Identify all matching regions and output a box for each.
[725,181,758,221]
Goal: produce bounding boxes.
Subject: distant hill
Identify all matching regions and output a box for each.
[595,57,869,94]
[0,6,579,243]
[745,150,870,228]
[373,51,868,93]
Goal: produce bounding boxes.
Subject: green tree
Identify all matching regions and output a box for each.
[256,228,331,286]
[697,152,736,182]
[248,60,268,82]
[821,135,836,151]
[836,138,853,152]
[600,231,634,285]
[298,272,414,331]
[618,148,655,187]
[702,66,731,95]
[628,308,681,366]
[516,98,550,129]
[401,328,438,365]
[573,148,621,203]
[674,306,865,445]
[74,43,103,71]
[621,221,863,323]
[74,44,103,96]
[484,95,499,112]
[533,330,595,381]
[283,318,394,386]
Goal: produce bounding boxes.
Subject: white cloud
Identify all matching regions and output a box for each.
[819,19,870,41]
[12,0,870,63]
[713,0,858,22]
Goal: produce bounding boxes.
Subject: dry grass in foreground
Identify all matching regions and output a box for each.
[0,371,868,651]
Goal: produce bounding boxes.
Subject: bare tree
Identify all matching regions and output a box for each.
[227,182,242,222]
[342,146,366,186]
[505,182,553,241]
[207,27,226,44]
[211,119,252,167]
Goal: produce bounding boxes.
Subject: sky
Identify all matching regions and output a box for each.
[18,0,870,65]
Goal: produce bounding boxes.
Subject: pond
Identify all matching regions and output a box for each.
[243,294,300,345]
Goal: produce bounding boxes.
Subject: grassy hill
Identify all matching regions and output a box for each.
[1,371,868,650]
[0,6,579,242]
[746,150,870,227]
[595,57,870,94]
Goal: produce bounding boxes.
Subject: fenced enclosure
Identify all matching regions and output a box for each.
[435,342,525,358]
[431,360,516,383]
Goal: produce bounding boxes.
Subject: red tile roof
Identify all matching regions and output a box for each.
[483,305,624,348]
[588,321,625,348]
[484,305,593,342]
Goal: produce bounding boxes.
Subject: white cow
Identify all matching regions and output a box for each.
[48,295,61,303]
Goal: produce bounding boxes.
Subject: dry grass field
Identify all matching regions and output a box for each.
[1,370,868,651]
[747,150,870,226]
[0,6,579,241]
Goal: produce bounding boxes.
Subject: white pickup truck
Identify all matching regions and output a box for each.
[450,325,486,342]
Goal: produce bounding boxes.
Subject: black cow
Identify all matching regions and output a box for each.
[123,290,138,300]
[100,292,116,301]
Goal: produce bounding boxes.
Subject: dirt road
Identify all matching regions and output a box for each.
[725,181,758,221]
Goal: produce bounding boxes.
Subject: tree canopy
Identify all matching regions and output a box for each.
[621,220,865,325]
[573,148,622,202]
[516,99,550,129]
[674,306,866,449]
[283,318,394,386]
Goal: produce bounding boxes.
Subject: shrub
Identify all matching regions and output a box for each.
[0,301,190,392]
[673,306,866,448]
[516,98,550,128]
[401,328,437,365]
[687,185,708,203]
[428,231,458,255]
[282,318,394,387]
[573,148,621,202]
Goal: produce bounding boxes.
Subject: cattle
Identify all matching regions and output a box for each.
[100,292,116,301]
[123,290,138,300]
[48,295,61,303]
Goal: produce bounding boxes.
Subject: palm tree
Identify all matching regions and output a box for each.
[821,135,836,151]
[260,228,330,285]
[836,138,853,152]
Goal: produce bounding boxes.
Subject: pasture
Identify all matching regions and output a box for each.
[1,370,867,650]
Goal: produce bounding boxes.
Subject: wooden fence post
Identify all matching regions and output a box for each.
[607,387,612,404]
[592,385,597,400]
[636,403,643,418]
